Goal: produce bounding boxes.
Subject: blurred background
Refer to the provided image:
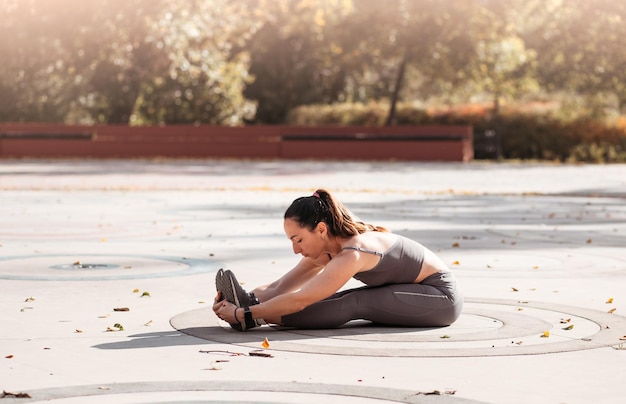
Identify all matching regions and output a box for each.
[1,0,625,161]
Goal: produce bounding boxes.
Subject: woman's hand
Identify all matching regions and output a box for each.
[213,292,239,324]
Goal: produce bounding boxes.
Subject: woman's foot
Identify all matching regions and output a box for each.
[215,269,260,331]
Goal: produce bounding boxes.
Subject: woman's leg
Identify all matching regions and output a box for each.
[281,272,462,329]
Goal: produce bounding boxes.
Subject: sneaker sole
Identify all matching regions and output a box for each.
[215,269,237,305]
[214,269,243,331]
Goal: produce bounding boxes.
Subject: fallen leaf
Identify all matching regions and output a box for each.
[608,308,616,314]
[541,331,550,338]
[144,320,153,326]
[452,260,460,265]
[560,318,571,324]
[511,287,519,292]
[24,297,35,302]
[133,288,139,293]
[141,291,151,297]
[106,323,124,332]
[606,298,614,304]
[516,307,524,311]
[586,238,592,244]
[113,307,130,312]
[75,329,83,333]
[440,335,451,339]
[562,325,574,330]
[533,265,539,269]
[262,337,270,349]
[515,341,523,345]
[620,336,626,341]
[5,355,14,359]
[98,386,110,391]
[452,242,460,248]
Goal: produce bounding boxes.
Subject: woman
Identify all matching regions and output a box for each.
[213,189,462,331]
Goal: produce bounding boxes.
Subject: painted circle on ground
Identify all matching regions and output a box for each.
[446,253,563,271]
[0,254,220,281]
[3,381,486,404]
[0,222,158,241]
[50,262,120,270]
[438,250,626,278]
[171,298,625,357]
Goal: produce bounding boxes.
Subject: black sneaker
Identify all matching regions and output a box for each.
[215,269,242,331]
[214,269,259,331]
[215,269,259,307]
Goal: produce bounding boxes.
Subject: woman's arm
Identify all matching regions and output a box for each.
[219,251,362,324]
[251,254,329,301]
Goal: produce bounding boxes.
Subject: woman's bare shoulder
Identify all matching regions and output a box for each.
[351,231,398,250]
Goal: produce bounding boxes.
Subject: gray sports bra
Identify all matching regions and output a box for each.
[342,235,425,286]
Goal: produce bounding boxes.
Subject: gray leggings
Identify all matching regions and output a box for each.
[281,271,462,329]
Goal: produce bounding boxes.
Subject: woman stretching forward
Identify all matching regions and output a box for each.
[214,189,462,330]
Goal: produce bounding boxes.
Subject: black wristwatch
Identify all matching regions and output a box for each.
[243,306,255,329]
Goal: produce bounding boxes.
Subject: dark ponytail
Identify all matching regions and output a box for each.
[284,189,387,237]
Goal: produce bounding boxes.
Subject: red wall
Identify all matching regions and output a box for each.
[0,123,473,162]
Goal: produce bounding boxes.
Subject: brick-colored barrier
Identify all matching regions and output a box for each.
[0,123,473,161]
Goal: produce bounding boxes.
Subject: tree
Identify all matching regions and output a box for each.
[0,0,260,125]
[243,0,354,123]
[0,0,83,122]
[524,0,626,115]
[131,0,260,125]
[332,0,496,125]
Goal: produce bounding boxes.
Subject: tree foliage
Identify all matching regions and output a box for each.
[0,0,624,125]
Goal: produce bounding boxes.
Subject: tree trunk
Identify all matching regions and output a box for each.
[492,92,501,119]
[385,52,408,126]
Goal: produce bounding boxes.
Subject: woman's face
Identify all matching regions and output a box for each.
[284,218,324,259]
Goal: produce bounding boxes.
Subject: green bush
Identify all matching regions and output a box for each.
[288,102,626,162]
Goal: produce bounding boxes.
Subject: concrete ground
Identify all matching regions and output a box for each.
[1,159,625,404]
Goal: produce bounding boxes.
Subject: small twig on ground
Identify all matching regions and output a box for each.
[1,390,32,398]
[412,389,456,396]
[199,349,245,356]
[198,349,273,358]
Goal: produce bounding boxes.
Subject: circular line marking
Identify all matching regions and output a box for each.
[50,263,120,271]
[171,298,626,357]
[0,254,220,281]
[2,381,487,404]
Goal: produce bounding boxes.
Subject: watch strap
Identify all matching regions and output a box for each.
[243,306,255,330]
